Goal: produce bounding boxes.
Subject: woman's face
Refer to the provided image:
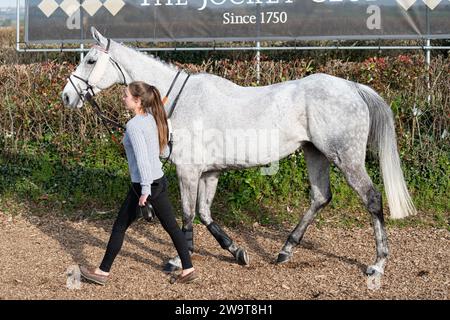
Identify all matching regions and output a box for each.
[123,87,142,113]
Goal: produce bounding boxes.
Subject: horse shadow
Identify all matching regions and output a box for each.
[204,198,368,274]
[236,223,367,273]
[185,218,367,274]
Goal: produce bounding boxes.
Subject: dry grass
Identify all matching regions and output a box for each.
[0,27,14,48]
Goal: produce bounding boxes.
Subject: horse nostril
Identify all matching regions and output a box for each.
[63,93,70,105]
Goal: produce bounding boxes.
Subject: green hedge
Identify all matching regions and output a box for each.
[0,53,448,228]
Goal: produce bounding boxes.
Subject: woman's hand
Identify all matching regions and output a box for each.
[139,194,150,207]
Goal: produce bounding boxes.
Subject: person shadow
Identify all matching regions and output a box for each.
[24,212,177,272]
[1,150,180,272]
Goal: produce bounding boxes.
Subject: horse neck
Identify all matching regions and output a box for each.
[111,44,178,93]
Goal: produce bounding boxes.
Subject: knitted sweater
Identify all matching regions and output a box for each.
[123,113,164,195]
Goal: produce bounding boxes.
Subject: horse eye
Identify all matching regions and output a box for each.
[87,59,96,65]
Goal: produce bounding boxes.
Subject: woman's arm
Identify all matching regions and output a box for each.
[126,122,153,196]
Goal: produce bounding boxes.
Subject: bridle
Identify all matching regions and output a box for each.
[68,39,127,131]
[67,38,190,165]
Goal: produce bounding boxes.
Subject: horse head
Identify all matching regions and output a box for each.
[62,27,128,109]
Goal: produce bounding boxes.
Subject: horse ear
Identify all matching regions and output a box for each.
[91,27,108,49]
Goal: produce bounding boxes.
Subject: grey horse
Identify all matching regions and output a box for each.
[62,28,416,277]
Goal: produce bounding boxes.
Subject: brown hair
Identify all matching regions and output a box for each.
[128,81,168,154]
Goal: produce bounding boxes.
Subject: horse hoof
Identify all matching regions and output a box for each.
[163,262,180,273]
[236,248,249,265]
[276,252,291,264]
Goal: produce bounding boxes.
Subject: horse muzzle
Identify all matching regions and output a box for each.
[62,85,84,109]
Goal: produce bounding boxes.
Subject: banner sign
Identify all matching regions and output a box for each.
[25,0,450,43]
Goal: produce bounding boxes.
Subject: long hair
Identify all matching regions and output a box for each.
[128,81,168,154]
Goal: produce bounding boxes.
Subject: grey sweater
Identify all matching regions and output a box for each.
[123,113,164,195]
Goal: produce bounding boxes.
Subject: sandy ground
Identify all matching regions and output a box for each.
[0,212,448,300]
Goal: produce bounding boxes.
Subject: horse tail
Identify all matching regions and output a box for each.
[355,83,416,219]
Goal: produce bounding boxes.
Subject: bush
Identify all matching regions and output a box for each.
[0,33,448,228]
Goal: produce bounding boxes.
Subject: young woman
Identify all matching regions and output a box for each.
[79,81,197,285]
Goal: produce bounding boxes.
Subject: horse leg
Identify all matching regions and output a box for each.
[337,161,389,276]
[277,143,332,264]
[163,166,202,273]
[198,171,249,265]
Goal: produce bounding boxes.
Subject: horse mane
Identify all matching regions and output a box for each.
[116,41,242,88]
[118,42,178,71]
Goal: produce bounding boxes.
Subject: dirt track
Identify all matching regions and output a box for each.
[0,212,448,300]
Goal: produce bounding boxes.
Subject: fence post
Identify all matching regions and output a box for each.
[80,43,84,61]
[426,39,431,104]
[256,41,261,85]
[16,0,20,52]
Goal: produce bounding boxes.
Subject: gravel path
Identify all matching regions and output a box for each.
[0,213,448,300]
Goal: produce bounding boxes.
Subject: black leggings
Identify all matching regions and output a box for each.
[99,176,193,272]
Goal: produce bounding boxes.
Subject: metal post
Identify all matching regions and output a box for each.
[80,6,85,61]
[256,3,261,86]
[425,6,431,105]
[16,0,20,51]
[80,43,84,61]
[426,38,431,104]
[256,41,261,85]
